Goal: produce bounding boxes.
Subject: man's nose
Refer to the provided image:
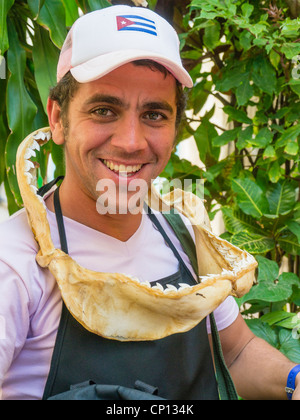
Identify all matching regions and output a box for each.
[110,115,147,153]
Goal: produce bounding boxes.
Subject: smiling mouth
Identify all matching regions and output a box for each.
[100,159,144,178]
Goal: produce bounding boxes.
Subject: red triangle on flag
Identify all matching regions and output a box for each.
[117,16,135,31]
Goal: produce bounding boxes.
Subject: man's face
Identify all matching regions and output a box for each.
[59,63,177,214]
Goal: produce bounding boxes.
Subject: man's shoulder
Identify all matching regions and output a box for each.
[0,209,38,260]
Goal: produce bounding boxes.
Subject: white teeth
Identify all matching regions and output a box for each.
[222,269,233,276]
[127,277,197,294]
[126,275,139,283]
[22,131,50,211]
[33,131,49,141]
[24,149,36,159]
[164,284,178,293]
[152,282,164,292]
[32,140,40,151]
[25,172,33,183]
[30,185,38,194]
[140,281,151,288]
[24,160,35,172]
[178,283,191,290]
[103,160,143,174]
[33,132,44,140]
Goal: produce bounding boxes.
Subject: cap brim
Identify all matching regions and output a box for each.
[70,49,193,88]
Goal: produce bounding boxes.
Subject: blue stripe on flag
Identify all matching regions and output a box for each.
[122,15,155,24]
[132,21,156,30]
[119,27,157,36]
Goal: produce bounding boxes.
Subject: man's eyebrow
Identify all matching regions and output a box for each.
[142,101,174,115]
[84,94,127,108]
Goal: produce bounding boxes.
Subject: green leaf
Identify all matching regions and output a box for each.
[239,30,253,50]
[252,127,273,148]
[269,49,281,70]
[37,0,67,48]
[0,112,8,186]
[266,180,297,216]
[232,178,270,219]
[268,160,282,183]
[281,19,300,39]
[231,231,275,254]
[281,43,300,60]
[62,0,80,26]
[215,65,247,92]
[147,0,158,10]
[33,26,60,112]
[203,20,220,51]
[276,124,300,149]
[252,56,277,96]
[236,125,253,150]
[236,79,254,106]
[4,170,19,215]
[256,256,279,283]
[241,4,254,19]
[276,312,300,330]
[289,79,300,97]
[287,221,300,244]
[51,143,65,178]
[223,105,252,124]
[245,319,278,348]
[263,145,276,159]
[212,127,241,147]
[27,0,46,19]
[88,0,111,10]
[248,22,269,38]
[278,328,300,363]
[242,258,297,303]
[0,0,14,55]
[6,21,37,206]
[279,232,300,256]
[194,117,219,162]
[222,206,264,235]
[284,140,299,156]
[260,311,295,327]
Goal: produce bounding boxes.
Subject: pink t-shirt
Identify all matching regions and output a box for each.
[0,203,239,400]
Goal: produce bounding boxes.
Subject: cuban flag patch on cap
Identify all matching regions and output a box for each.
[116,15,157,36]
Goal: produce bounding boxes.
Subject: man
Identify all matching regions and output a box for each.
[0,5,299,400]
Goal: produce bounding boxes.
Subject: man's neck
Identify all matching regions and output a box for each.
[45,179,144,242]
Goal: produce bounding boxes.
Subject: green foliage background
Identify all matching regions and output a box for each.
[1,0,300,361]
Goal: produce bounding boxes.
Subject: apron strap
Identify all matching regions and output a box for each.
[147,206,196,284]
[161,210,198,276]
[162,209,238,401]
[53,186,69,255]
[209,312,239,400]
[37,176,64,197]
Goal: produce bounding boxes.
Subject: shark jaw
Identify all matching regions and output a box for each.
[16,127,257,341]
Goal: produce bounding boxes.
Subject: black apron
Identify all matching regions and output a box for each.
[41,183,237,400]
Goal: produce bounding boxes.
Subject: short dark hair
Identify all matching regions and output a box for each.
[49,60,187,129]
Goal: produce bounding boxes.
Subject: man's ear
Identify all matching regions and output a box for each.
[47,98,66,145]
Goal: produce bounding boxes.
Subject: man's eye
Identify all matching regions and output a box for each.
[145,112,166,121]
[93,108,114,117]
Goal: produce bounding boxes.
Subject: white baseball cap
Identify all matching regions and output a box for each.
[57,5,193,88]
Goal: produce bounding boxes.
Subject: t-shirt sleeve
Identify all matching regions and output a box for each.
[0,260,30,394]
[206,296,239,333]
